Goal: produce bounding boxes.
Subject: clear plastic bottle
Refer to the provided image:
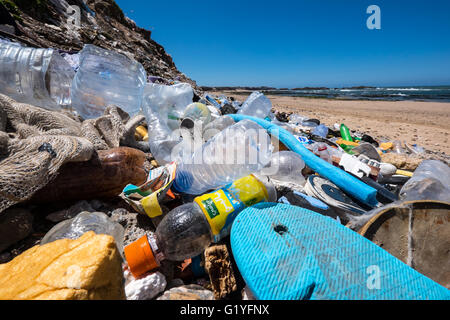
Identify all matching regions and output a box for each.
[314,143,333,164]
[124,174,276,277]
[0,41,75,110]
[289,114,306,125]
[399,160,450,202]
[202,115,236,142]
[41,211,125,256]
[260,151,306,185]
[180,102,212,129]
[172,120,273,195]
[71,44,147,119]
[238,91,272,119]
[312,124,329,138]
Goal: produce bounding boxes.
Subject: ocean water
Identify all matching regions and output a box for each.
[264,86,450,102]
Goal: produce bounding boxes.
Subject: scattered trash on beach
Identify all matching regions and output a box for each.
[0,40,449,300]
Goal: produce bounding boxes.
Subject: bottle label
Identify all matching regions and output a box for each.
[194,175,269,242]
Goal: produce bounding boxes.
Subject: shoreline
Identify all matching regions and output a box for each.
[214,91,450,157]
[214,90,450,103]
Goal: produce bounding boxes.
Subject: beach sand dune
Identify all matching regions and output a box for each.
[218,92,450,156]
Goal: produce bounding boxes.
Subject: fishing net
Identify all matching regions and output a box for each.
[0,94,148,214]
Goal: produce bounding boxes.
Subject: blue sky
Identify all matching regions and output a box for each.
[115,0,450,88]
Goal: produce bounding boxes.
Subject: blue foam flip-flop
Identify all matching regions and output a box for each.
[230,203,450,300]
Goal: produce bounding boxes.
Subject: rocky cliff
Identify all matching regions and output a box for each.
[0,0,196,87]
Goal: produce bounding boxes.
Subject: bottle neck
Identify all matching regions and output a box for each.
[147,233,165,265]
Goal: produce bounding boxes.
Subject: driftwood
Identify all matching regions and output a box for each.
[30,147,148,204]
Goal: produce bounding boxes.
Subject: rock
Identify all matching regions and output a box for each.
[380,153,423,171]
[157,284,214,300]
[124,270,166,300]
[166,278,185,290]
[204,244,238,300]
[0,232,125,300]
[109,208,154,247]
[0,208,33,253]
[45,200,95,223]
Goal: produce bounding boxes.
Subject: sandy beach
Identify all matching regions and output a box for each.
[215,91,450,156]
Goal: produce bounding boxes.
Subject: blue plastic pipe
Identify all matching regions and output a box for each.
[229,114,379,207]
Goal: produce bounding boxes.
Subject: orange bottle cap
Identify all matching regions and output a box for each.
[124,235,159,278]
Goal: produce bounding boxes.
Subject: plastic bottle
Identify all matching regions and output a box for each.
[392,140,404,154]
[180,102,212,129]
[142,82,194,164]
[260,151,306,185]
[399,160,450,202]
[238,91,272,119]
[172,120,273,195]
[41,211,125,256]
[71,44,147,119]
[124,174,276,278]
[289,114,306,125]
[0,41,75,110]
[312,124,329,138]
[202,115,236,142]
[340,124,353,142]
[314,143,333,164]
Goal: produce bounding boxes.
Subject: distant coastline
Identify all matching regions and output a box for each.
[204,86,450,102]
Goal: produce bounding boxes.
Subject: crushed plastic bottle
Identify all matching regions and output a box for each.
[261,151,306,185]
[71,44,147,119]
[202,115,236,142]
[40,211,125,256]
[172,120,273,195]
[238,91,272,119]
[399,160,450,202]
[124,174,276,278]
[0,41,75,110]
[142,82,194,164]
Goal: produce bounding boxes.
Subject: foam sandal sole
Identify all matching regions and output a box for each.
[230,202,450,300]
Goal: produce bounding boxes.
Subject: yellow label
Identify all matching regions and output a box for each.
[141,192,163,218]
[194,175,268,241]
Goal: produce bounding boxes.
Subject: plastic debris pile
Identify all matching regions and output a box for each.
[0,40,449,300]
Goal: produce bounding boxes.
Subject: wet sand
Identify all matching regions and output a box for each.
[216,91,450,155]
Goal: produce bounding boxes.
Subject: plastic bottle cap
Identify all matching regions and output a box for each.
[124,235,159,278]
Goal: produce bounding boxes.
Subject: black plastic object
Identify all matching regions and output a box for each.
[306,118,320,125]
[38,143,57,158]
[361,134,379,147]
[360,176,398,204]
[378,175,410,185]
[279,190,350,224]
[275,112,290,123]
[328,129,342,138]
[304,175,367,215]
[220,103,238,115]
